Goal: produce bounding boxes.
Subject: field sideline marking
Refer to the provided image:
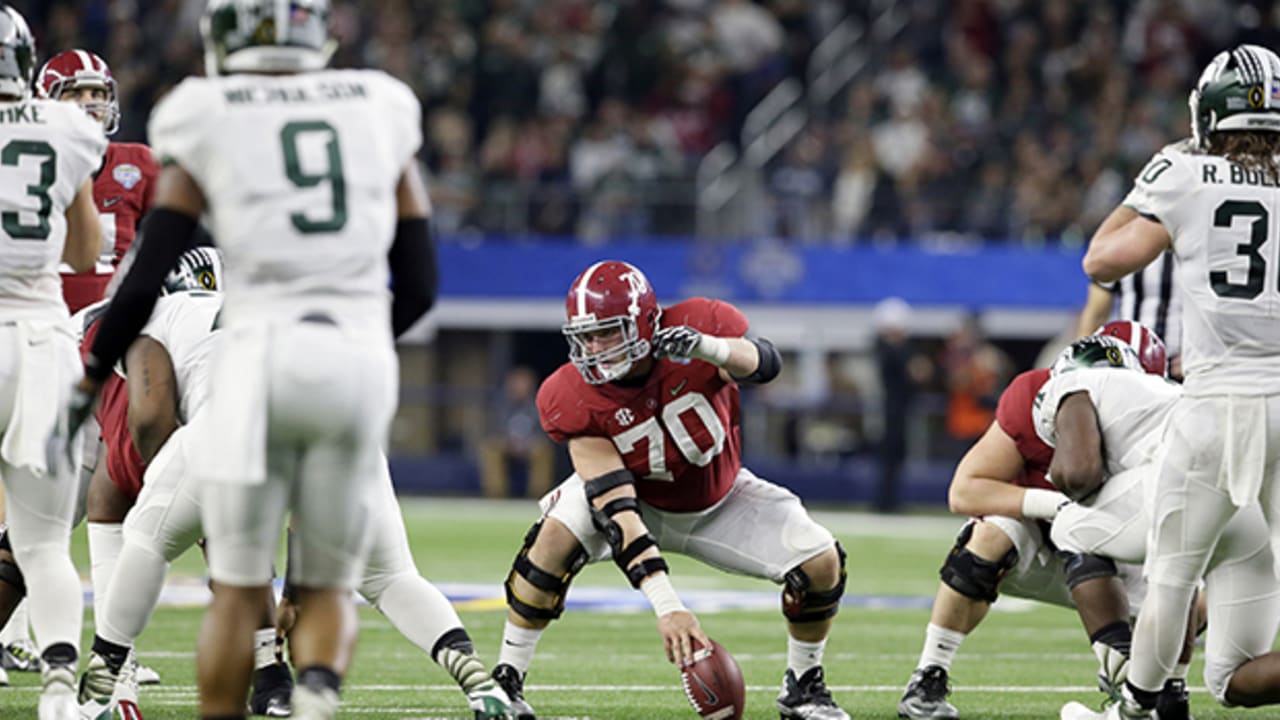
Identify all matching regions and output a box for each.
[12,683,1214,694]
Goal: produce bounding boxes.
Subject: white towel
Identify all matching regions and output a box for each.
[1220,395,1267,508]
[194,322,270,485]
[1,321,74,476]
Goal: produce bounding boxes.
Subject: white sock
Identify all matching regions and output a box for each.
[97,540,168,648]
[370,573,462,656]
[0,600,29,645]
[16,544,82,652]
[787,637,826,676]
[88,523,124,623]
[291,683,339,720]
[255,627,277,670]
[497,620,544,675]
[918,623,966,671]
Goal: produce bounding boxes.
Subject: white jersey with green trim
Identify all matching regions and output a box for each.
[147,69,421,327]
[1033,368,1180,478]
[0,98,106,320]
[140,291,222,423]
[1125,140,1280,395]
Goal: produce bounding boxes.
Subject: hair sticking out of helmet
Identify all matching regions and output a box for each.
[1092,320,1168,377]
[201,0,337,77]
[1051,335,1145,377]
[37,50,120,134]
[0,6,36,100]
[562,260,662,384]
[162,247,224,295]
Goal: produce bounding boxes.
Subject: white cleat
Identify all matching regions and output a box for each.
[1061,700,1153,720]
[40,666,79,720]
[133,660,160,686]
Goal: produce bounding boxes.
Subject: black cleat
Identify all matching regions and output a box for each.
[250,662,295,717]
[1154,678,1191,720]
[898,665,959,720]
[777,666,850,720]
[491,663,535,720]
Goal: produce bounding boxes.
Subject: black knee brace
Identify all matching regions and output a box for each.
[504,520,587,622]
[1062,552,1118,590]
[782,543,847,623]
[939,522,1017,603]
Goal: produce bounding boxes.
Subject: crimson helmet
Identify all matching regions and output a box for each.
[1093,320,1168,377]
[37,49,119,135]
[563,260,661,384]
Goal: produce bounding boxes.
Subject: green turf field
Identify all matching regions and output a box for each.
[0,498,1241,719]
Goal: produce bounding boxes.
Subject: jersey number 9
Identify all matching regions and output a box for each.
[280,120,347,234]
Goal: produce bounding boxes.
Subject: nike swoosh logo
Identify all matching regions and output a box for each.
[693,672,719,706]
[670,378,687,396]
[102,197,122,208]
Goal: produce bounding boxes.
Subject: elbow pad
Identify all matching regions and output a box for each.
[732,336,781,384]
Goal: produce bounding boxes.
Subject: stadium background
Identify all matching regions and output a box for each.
[16,0,1265,506]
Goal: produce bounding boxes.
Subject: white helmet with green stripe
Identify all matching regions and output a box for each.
[1190,44,1280,149]
[200,0,336,77]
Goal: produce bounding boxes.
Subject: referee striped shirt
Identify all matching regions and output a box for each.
[1102,249,1181,359]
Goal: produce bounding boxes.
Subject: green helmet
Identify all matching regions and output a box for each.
[1190,44,1280,149]
[200,0,335,77]
[1050,335,1143,377]
[0,5,35,99]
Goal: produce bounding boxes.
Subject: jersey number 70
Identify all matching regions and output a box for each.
[610,393,727,481]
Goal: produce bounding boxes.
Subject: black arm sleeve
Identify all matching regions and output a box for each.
[85,208,198,382]
[387,217,438,338]
[731,336,782,384]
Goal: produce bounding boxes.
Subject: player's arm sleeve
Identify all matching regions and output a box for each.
[387,217,437,338]
[1121,148,1194,230]
[85,210,198,382]
[536,376,590,443]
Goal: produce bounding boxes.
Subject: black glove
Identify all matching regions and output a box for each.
[652,326,703,360]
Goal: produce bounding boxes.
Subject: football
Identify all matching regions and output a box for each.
[680,638,745,720]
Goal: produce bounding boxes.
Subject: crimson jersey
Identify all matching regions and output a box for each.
[80,316,145,499]
[539,298,750,512]
[61,142,158,313]
[995,368,1054,491]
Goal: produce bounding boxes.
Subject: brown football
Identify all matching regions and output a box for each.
[680,637,745,720]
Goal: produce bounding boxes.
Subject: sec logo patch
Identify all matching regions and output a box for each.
[113,163,142,190]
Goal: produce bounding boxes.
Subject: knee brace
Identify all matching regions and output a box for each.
[0,527,24,597]
[505,520,587,622]
[778,540,849,620]
[939,523,1017,603]
[1062,552,1118,590]
[782,543,847,624]
[585,470,669,588]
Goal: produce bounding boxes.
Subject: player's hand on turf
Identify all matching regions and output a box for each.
[652,326,703,360]
[658,609,710,666]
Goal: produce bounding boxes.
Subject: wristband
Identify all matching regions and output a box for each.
[1022,488,1071,519]
[640,572,687,617]
[693,335,731,366]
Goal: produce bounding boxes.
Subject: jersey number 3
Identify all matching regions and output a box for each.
[1,140,56,241]
[611,393,727,481]
[281,120,347,234]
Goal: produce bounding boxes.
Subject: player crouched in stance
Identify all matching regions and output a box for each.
[490,260,849,720]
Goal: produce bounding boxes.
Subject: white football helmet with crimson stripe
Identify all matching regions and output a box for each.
[36,49,119,134]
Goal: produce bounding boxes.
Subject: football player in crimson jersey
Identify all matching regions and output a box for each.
[897,325,1183,720]
[490,260,850,720]
[38,49,158,314]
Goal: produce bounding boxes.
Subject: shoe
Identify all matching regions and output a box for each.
[40,665,78,720]
[134,660,160,685]
[1155,678,1191,720]
[466,678,516,720]
[898,665,959,720]
[491,664,536,720]
[3,637,41,671]
[776,666,850,720]
[1060,698,1154,720]
[250,662,295,717]
[78,652,120,706]
[289,684,338,720]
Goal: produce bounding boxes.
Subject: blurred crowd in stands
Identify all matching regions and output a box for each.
[24,0,1280,244]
